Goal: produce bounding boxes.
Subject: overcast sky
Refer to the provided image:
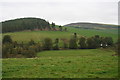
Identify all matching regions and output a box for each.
[0,0,119,25]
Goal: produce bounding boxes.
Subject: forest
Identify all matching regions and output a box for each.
[2,18,52,33]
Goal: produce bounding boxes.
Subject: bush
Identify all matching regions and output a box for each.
[104,37,113,46]
[86,37,96,49]
[29,39,35,45]
[2,43,14,58]
[43,38,53,50]
[69,38,78,49]
[53,38,59,50]
[78,36,87,49]
[3,35,12,44]
[93,35,101,48]
[100,37,113,48]
[61,38,68,49]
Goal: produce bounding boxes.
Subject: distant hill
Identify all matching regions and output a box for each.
[64,22,118,30]
[1,17,51,33]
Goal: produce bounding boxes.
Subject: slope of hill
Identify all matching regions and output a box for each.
[1,17,51,33]
[64,22,118,30]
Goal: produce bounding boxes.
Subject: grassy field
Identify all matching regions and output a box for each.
[3,27,118,43]
[2,49,118,78]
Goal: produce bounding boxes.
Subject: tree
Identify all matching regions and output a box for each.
[104,37,113,46]
[100,37,113,48]
[86,37,96,49]
[78,37,87,49]
[2,43,14,58]
[43,38,53,50]
[51,22,55,29]
[59,25,62,31]
[3,35,12,44]
[69,38,78,49]
[2,18,50,33]
[93,35,101,48]
[53,38,59,50]
[61,38,68,49]
[74,33,77,39]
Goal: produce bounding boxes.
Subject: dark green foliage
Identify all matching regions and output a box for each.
[93,35,101,48]
[86,35,102,49]
[2,18,51,33]
[86,37,96,49]
[2,34,114,58]
[43,38,53,50]
[51,22,55,29]
[104,37,113,46]
[100,37,113,48]
[59,25,63,31]
[78,36,87,49]
[74,33,77,39]
[2,35,12,44]
[69,38,78,49]
[53,38,59,50]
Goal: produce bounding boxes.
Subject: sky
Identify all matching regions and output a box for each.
[0,0,119,25]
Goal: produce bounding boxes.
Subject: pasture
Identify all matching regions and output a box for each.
[2,49,118,78]
[3,27,118,43]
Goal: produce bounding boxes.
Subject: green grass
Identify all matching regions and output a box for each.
[3,27,118,43]
[2,49,118,78]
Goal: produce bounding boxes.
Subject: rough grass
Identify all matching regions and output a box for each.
[2,49,118,78]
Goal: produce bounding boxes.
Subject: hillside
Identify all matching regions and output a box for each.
[64,22,118,30]
[1,17,51,33]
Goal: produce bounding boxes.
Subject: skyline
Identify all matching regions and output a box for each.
[0,0,119,25]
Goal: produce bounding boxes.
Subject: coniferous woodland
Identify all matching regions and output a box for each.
[2,18,51,33]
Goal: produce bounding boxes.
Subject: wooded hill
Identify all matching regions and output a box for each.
[64,22,118,30]
[1,18,51,33]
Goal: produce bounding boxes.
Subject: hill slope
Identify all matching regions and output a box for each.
[1,17,51,33]
[64,22,118,30]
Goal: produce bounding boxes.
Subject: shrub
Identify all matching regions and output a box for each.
[43,38,53,50]
[78,36,87,49]
[86,37,96,49]
[3,35,12,44]
[29,39,35,45]
[53,38,59,50]
[69,38,78,49]
[93,35,101,48]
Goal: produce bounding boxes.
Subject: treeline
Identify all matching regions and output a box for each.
[2,18,51,33]
[2,34,117,58]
